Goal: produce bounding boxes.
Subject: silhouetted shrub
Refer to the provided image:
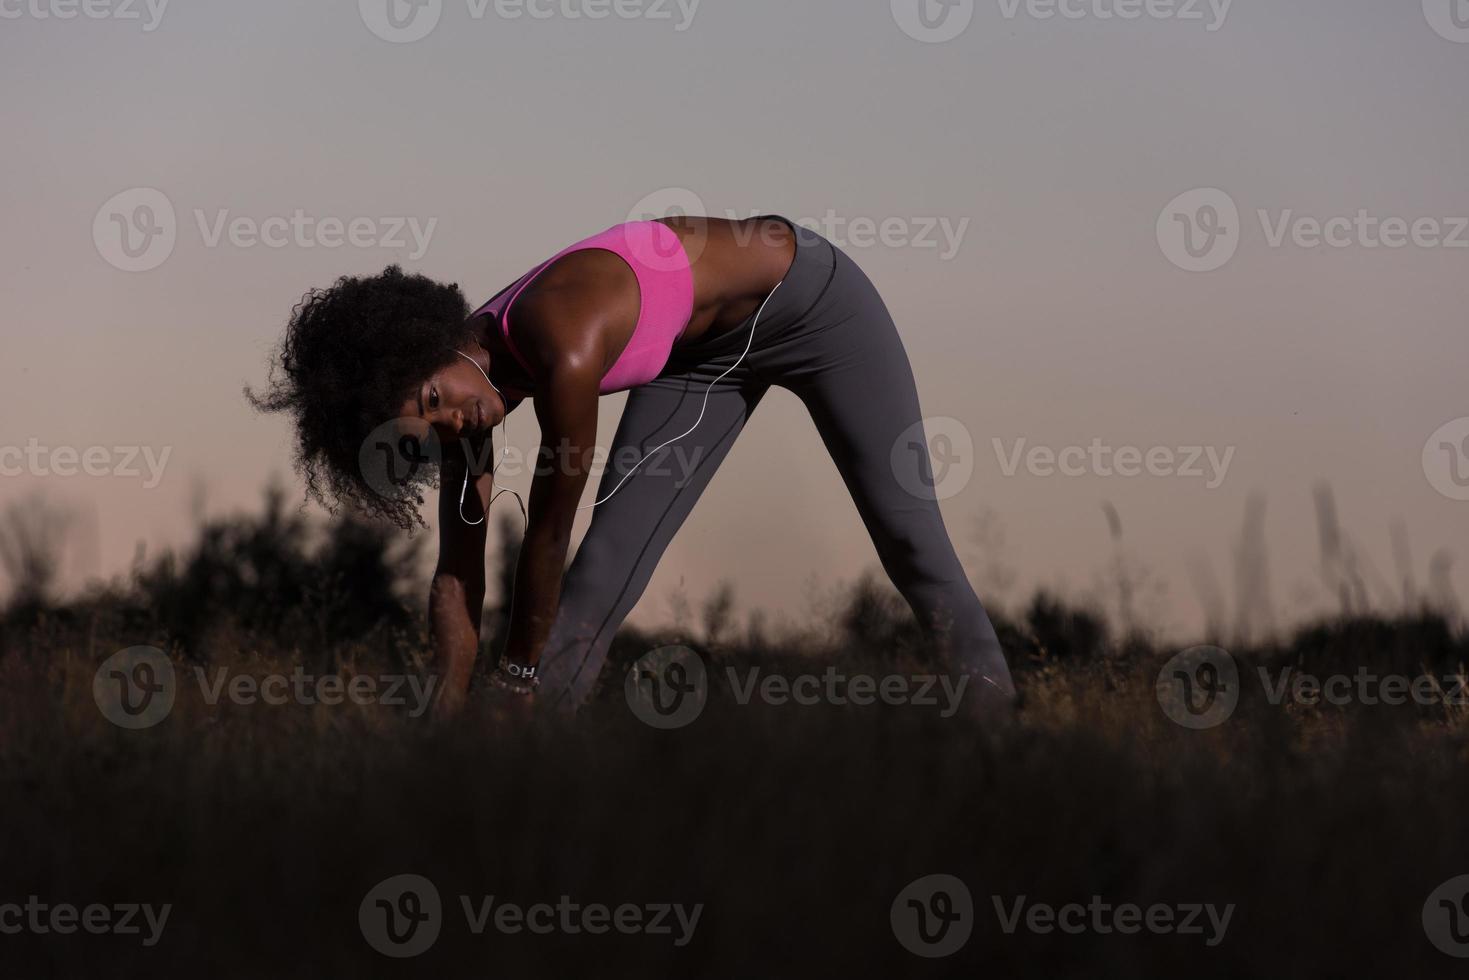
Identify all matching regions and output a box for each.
[1024,590,1109,663]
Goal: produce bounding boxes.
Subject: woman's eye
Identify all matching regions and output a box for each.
[429,387,440,410]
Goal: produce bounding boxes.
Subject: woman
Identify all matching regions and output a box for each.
[250,214,1015,719]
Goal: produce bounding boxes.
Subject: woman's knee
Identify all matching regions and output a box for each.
[876,520,965,589]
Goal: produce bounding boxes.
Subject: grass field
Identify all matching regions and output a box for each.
[2,494,1467,977]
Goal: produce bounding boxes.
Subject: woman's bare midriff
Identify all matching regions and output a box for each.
[657,216,798,347]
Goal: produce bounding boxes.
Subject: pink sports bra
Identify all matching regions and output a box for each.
[471,220,695,396]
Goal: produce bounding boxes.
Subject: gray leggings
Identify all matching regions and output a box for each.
[535,216,1015,714]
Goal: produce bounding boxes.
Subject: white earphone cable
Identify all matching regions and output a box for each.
[454,350,526,532]
[460,279,783,522]
[577,278,782,510]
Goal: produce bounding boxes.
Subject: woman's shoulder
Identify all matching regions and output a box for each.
[509,253,639,361]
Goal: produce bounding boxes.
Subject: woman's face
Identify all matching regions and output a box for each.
[396,349,507,441]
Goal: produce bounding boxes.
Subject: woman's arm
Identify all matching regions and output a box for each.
[500,355,602,672]
[428,441,495,718]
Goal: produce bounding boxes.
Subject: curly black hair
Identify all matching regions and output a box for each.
[246,265,475,531]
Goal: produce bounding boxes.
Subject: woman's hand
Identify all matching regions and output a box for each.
[483,664,541,726]
[428,661,537,724]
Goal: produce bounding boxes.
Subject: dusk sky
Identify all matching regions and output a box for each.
[3,0,1466,639]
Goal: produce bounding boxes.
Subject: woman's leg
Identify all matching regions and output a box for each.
[535,374,769,712]
[780,254,1017,717]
